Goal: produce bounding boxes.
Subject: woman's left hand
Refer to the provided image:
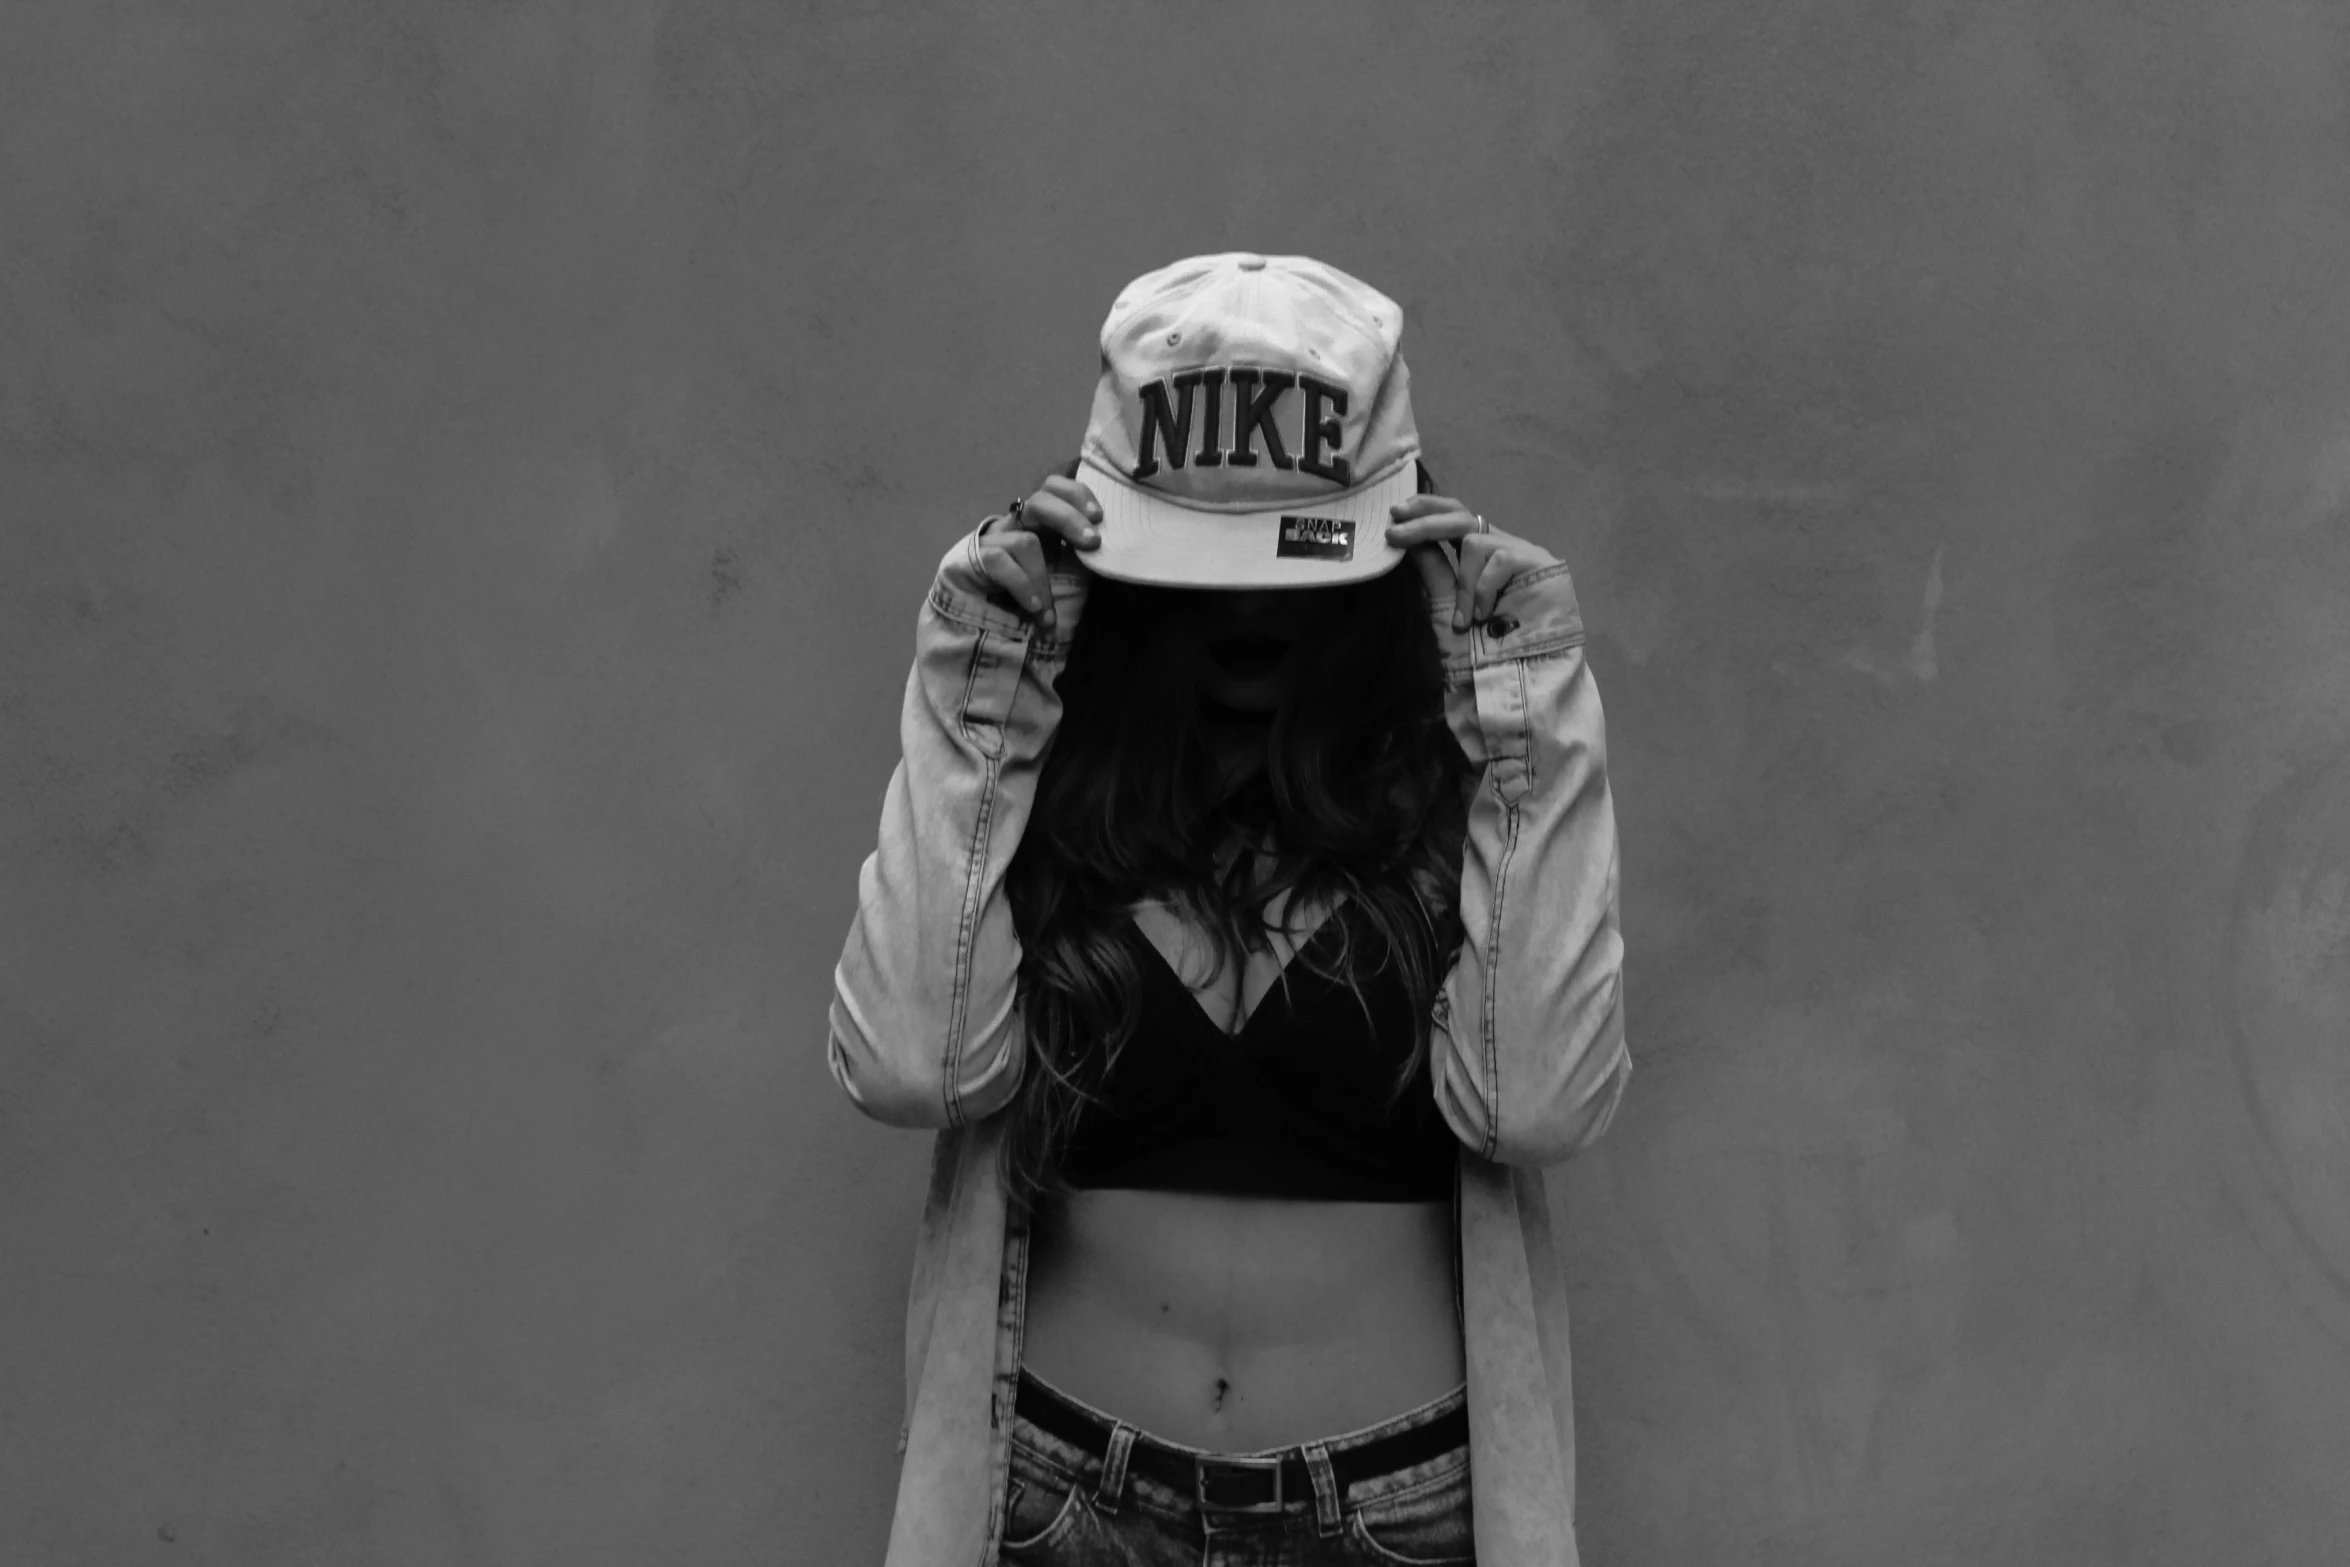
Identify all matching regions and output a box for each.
[1388,493,1558,632]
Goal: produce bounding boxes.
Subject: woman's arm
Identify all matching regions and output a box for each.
[1391,499,1632,1167]
[827,483,1099,1129]
[1428,562,1631,1164]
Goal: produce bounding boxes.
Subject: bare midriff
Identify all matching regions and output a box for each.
[1021,1187,1465,1453]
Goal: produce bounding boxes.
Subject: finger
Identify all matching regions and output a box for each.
[1005,530,1057,632]
[1038,474,1104,534]
[1406,540,1456,607]
[977,533,1044,602]
[1471,546,1517,625]
[978,533,1053,627]
[1386,517,1476,545]
[1387,493,1465,530]
[1386,510,1480,547]
[1020,489,1100,554]
[1450,535,1496,629]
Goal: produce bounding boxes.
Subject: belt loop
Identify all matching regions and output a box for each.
[1095,1421,1137,1514]
[1301,1441,1343,1536]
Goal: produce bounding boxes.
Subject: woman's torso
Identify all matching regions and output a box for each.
[1019,891,1466,1452]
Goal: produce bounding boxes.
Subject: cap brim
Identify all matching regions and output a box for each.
[1077,455,1418,589]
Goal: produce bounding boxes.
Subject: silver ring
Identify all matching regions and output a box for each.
[1008,495,1027,521]
[1474,513,1488,533]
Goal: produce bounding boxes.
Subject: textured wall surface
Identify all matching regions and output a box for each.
[5,3,2348,1563]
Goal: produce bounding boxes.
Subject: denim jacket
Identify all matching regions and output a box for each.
[829,521,1632,1566]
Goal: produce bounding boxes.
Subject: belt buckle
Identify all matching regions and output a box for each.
[1195,1453,1284,1515]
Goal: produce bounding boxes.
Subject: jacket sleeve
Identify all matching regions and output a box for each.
[826,523,1090,1129]
[1427,559,1632,1166]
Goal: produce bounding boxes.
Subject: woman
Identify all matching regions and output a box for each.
[830,252,1631,1567]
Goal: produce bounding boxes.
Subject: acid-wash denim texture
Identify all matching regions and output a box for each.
[830,522,1633,1567]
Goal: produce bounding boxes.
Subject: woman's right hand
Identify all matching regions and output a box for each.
[975,473,1102,637]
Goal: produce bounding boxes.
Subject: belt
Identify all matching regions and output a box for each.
[1013,1371,1468,1515]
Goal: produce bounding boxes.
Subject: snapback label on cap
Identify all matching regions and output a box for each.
[1277,515,1355,561]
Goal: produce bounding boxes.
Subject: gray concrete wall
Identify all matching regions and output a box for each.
[4,2,2347,1563]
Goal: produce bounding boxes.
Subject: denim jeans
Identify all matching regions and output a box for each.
[1000,1366,1476,1566]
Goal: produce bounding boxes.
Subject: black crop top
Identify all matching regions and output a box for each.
[1057,903,1459,1202]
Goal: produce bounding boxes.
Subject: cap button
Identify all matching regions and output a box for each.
[1235,254,1266,271]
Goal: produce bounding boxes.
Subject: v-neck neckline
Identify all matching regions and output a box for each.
[1125,904,1349,1040]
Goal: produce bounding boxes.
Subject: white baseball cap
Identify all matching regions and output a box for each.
[1076,252,1422,589]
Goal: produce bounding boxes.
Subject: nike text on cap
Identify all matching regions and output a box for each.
[1076,252,1422,589]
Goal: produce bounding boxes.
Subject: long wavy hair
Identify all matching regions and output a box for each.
[997,461,1474,1219]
